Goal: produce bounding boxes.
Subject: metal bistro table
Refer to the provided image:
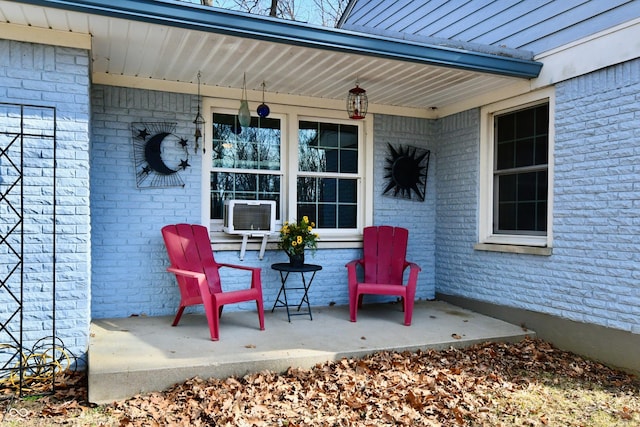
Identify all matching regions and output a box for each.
[271,263,322,321]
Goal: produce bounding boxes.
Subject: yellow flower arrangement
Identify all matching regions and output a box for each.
[278,216,319,256]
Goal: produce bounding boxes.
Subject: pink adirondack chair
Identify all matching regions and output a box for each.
[346,226,421,325]
[161,223,265,340]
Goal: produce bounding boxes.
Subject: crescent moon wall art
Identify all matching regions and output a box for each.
[131,122,190,188]
[382,143,430,201]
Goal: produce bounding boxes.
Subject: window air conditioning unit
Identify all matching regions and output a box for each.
[223,200,276,235]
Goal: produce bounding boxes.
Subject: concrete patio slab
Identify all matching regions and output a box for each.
[88,300,534,403]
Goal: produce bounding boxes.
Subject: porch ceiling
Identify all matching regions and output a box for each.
[0,0,542,116]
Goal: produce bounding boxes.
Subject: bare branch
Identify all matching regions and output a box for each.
[210,0,344,26]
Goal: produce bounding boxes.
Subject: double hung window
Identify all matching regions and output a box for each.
[297,120,359,229]
[494,104,549,235]
[479,89,554,249]
[207,105,368,242]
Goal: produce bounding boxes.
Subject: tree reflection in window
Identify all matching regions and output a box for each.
[210,114,281,220]
[298,121,358,229]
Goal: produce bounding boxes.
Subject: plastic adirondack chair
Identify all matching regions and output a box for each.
[161,223,265,340]
[346,226,421,326]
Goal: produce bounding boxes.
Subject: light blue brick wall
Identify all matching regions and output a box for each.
[0,40,90,362]
[89,85,357,317]
[373,115,436,299]
[90,88,436,318]
[436,59,640,334]
[90,86,202,318]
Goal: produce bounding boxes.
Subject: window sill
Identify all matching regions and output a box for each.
[474,243,552,256]
[211,232,363,252]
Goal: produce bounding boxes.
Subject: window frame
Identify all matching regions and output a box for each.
[294,115,363,234]
[478,88,555,249]
[209,110,285,223]
[201,97,373,247]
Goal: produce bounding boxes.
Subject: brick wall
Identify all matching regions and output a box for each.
[435,59,640,334]
[552,59,640,332]
[373,115,436,299]
[90,88,437,319]
[0,40,91,361]
[90,86,202,318]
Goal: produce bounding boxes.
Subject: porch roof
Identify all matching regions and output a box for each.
[1,0,542,117]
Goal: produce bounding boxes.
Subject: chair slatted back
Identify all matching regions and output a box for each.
[162,224,223,294]
[362,226,408,286]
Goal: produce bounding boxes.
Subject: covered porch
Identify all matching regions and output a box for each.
[88,300,533,404]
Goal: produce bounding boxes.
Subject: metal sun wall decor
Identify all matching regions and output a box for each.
[132,122,191,188]
[383,143,430,201]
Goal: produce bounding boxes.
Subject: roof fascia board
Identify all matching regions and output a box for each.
[20,0,542,79]
[533,17,640,88]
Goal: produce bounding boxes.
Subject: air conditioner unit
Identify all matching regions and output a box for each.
[223,200,276,235]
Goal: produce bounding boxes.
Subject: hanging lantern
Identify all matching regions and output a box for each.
[238,73,251,127]
[346,82,368,120]
[256,81,270,118]
[193,71,205,153]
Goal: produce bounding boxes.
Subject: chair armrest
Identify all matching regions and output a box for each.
[345,259,364,288]
[167,266,212,298]
[403,261,421,294]
[217,263,263,292]
[217,263,261,273]
[167,266,206,280]
[345,259,364,269]
[404,261,421,272]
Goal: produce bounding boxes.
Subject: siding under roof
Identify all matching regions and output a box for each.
[340,0,640,55]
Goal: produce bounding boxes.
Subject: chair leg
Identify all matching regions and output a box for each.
[200,296,220,341]
[256,299,265,331]
[207,304,220,341]
[172,306,186,326]
[349,292,359,322]
[403,298,414,326]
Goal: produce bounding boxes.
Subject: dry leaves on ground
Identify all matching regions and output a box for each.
[1,338,639,426]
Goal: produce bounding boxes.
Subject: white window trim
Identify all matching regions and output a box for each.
[478,87,555,250]
[200,96,374,249]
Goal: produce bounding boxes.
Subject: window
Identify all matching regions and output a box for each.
[297,121,359,229]
[210,113,282,221]
[494,104,548,234]
[203,101,372,244]
[479,89,554,249]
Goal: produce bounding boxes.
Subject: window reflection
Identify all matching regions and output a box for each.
[211,114,282,220]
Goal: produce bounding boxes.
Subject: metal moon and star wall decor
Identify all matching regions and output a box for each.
[383,143,430,201]
[131,122,191,188]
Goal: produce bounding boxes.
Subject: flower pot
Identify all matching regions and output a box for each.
[288,252,305,267]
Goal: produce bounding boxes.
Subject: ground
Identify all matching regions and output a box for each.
[0,338,638,426]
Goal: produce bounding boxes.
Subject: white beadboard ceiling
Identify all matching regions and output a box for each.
[0,0,539,117]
